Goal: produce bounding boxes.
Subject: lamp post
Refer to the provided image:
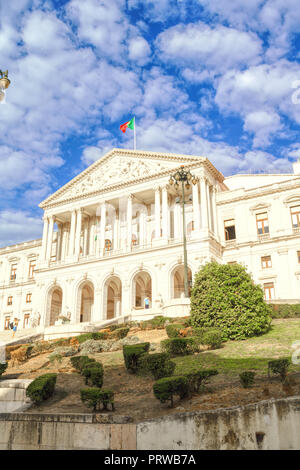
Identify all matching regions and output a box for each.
[169,165,198,298]
[0,70,11,103]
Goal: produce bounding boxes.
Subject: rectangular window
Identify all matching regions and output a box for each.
[264,282,275,300]
[7,296,13,306]
[10,264,17,281]
[261,256,272,269]
[291,206,300,228]
[224,219,236,240]
[297,251,300,263]
[23,314,30,329]
[4,316,10,330]
[28,260,36,278]
[256,213,269,235]
[26,293,32,303]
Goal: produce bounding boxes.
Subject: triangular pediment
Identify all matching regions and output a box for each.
[40,148,206,208]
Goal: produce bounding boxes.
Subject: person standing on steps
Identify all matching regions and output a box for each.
[144,296,150,309]
[12,318,19,338]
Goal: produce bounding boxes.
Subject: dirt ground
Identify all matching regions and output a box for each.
[3,327,300,423]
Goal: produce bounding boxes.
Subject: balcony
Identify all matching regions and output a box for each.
[257,233,270,242]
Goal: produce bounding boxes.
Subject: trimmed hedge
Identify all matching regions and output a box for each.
[0,362,8,378]
[26,373,57,403]
[80,388,114,411]
[82,362,104,387]
[153,376,188,407]
[161,338,194,356]
[123,342,150,373]
[77,332,109,344]
[184,369,218,393]
[165,324,183,338]
[268,358,290,382]
[201,329,223,349]
[137,352,176,380]
[110,327,130,340]
[269,303,300,318]
[239,371,255,388]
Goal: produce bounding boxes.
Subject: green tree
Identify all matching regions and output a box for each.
[190,262,271,340]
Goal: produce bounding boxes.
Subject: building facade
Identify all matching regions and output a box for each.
[1,148,300,331]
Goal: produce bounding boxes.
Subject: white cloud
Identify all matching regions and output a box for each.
[156,22,262,76]
[244,111,282,148]
[0,210,43,247]
[128,37,151,65]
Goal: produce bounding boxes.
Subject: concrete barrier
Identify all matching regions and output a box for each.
[0,396,300,449]
[0,379,33,413]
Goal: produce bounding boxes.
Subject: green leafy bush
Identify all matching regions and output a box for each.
[201,329,223,349]
[153,376,188,407]
[80,388,114,411]
[190,262,271,340]
[0,362,8,378]
[269,303,300,318]
[26,374,57,403]
[110,327,130,339]
[185,369,218,393]
[71,355,96,372]
[268,359,290,382]
[137,353,176,379]
[165,324,183,338]
[70,356,82,370]
[123,342,150,373]
[82,362,104,387]
[239,371,256,388]
[77,332,109,343]
[161,338,194,356]
[150,316,168,329]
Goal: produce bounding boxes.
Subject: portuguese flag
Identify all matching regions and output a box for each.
[120,117,135,133]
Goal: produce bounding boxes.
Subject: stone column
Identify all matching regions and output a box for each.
[154,187,161,239]
[46,215,54,261]
[192,180,201,232]
[127,194,133,251]
[100,202,106,256]
[41,217,49,261]
[114,210,120,251]
[83,217,89,256]
[139,209,146,246]
[89,218,95,256]
[200,176,208,230]
[56,223,62,261]
[206,183,212,231]
[174,200,181,239]
[69,210,76,256]
[212,187,218,236]
[75,208,83,256]
[61,224,68,261]
[162,186,169,240]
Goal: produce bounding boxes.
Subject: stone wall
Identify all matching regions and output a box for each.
[0,397,300,450]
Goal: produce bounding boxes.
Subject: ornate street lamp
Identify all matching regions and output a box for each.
[169,165,198,297]
[0,70,11,103]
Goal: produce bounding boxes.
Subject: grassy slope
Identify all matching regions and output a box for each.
[173,319,300,377]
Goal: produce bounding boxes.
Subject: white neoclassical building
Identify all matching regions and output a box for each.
[1,148,300,331]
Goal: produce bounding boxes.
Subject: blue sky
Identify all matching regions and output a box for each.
[0,0,300,246]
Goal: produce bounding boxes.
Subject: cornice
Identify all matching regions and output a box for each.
[217,178,300,206]
[39,149,224,211]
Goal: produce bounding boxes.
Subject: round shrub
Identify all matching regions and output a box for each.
[26,373,57,403]
[239,371,255,388]
[190,262,271,340]
[268,358,290,382]
[137,352,176,380]
[185,369,218,393]
[81,361,104,387]
[80,388,114,411]
[110,327,130,340]
[123,342,150,373]
[153,376,188,407]
[201,329,223,349]
[161,338,194,356]
[165,324,183,338]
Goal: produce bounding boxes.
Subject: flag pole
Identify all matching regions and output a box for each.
[134,116,136,150]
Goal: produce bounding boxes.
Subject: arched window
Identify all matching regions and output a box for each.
[105,239,112,252]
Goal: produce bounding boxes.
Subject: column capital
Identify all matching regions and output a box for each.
[154,185,161,192]
[127,193,134,200]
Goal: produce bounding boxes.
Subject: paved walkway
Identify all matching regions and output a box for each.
[0,328,39,345]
